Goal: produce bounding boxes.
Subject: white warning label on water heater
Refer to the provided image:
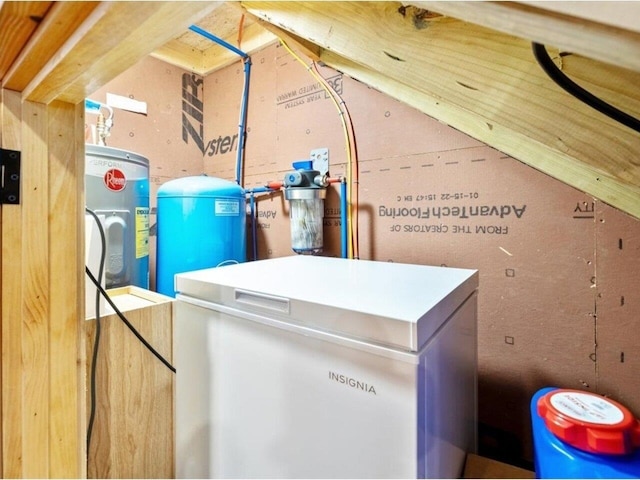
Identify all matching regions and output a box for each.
[215,199,240,216]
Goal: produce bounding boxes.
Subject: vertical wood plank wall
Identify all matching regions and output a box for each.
[1,89,24,478]
[48,100,86,477]
[0,89,86,478]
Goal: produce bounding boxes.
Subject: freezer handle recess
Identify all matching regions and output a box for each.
[235,288,290,314]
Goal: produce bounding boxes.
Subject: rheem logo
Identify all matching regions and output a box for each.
[104,168,126,192]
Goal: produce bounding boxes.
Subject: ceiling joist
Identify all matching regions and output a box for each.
[21,1,223,104]
[412,1,640,74]
[3,2,99,92]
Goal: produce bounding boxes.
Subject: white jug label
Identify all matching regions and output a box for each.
[550,391,624,425]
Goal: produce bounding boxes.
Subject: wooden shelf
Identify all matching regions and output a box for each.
[85,286,175,479]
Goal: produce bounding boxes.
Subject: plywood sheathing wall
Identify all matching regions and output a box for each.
[97,45,640,464]
[203,43,640,463]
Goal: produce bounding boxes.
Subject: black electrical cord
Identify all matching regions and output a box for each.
[532,43,640,134]
[84,208,176,454]
[85,207,106,454]
[84,266,176,373]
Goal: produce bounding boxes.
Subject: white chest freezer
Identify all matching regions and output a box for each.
[174,256,478,479]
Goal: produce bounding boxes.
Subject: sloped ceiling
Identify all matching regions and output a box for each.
[1,1,639,218]
[237,1,640,219]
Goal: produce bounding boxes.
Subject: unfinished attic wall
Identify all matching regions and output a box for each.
[202,42,640,465]
[87,55,205,289]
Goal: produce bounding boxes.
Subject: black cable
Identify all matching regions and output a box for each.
[84,266,176,374]
[532,43,640,134]
[84,207,106,453]
[84,208,176,454]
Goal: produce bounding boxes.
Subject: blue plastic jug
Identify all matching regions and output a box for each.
[531,387,640,478]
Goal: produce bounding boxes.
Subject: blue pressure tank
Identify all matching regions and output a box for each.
[156,176,246,297]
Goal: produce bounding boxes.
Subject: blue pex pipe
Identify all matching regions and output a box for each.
[237,57,251,186]
[189,25,251,187]
[189,25,249,59]
[340,179,348,259]
[249,193,257,261]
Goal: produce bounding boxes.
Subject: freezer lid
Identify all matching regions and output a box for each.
[175,256,478,352]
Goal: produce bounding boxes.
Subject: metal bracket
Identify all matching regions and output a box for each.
[310,147,329,176]
[0,148,21,205]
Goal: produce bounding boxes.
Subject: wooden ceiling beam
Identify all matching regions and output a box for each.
[3,2,99,92]
[412,1,640,74]
[241,1,640,219]
[247,15,322,62]
[520,1,640,36]
[22,1,223,104]
[0,1,52,82]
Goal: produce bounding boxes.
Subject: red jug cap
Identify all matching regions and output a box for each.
[537,389,640,455]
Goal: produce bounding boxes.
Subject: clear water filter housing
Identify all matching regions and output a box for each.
[284,161,327,254]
